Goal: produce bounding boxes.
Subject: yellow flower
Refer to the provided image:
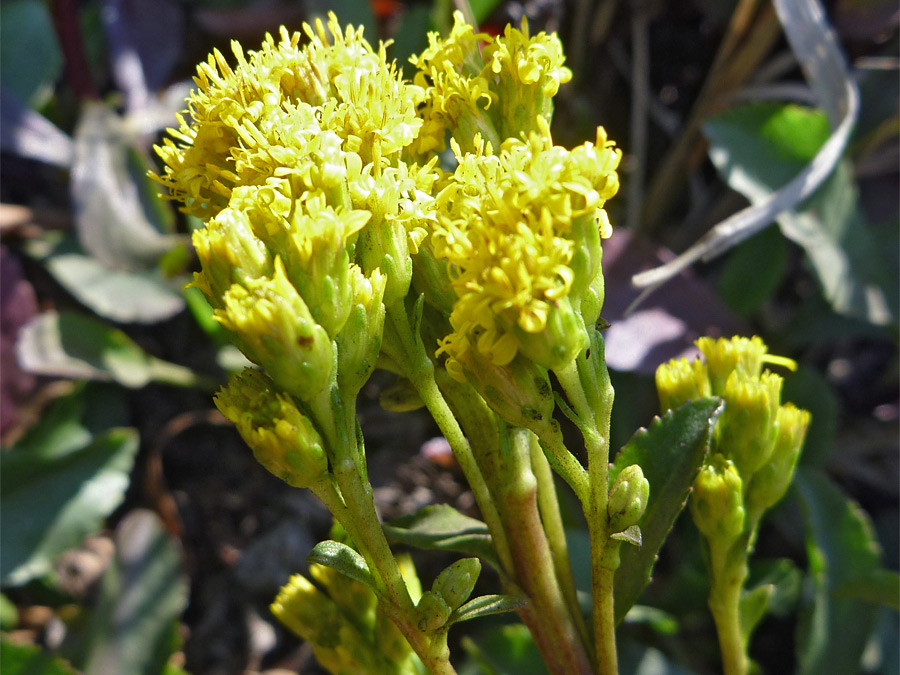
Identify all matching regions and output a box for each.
[432,123,620,373]
[154,13,423,216]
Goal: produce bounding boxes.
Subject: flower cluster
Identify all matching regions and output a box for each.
[410,11,572,156]
[656,336,811,543]
[433,120,620,379]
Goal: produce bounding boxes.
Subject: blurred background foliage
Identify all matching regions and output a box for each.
[0,0,897,673]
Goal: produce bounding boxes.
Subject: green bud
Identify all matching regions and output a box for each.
[509,295,588,372]
[283,203,371,339]
[356,211,413,308]
[608,464,650,533]
[432,558,481,611]
[454,350,556,431]
[568,214,605,327]
[191,207,273,309]
[216,258,334,401]
[656,356,711,413]
[416,590,452,631]
[745,403,810,519]
[215,369,329,488]
[718,371,780,478]
[336,267,387,396]
[690,454,745,545]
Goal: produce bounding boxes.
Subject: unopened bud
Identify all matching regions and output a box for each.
[416,590,452,631]
[696,336,768,396]
[691,455,745,545]
[216,258,334,401]
[215,369,329,488]
[745,403,810,518]
[432,558,481,612]
[608,464,650,533]
[336,267,387,396]
[509,295,588,372]
[718,371,780,478]
[656,357,711,413]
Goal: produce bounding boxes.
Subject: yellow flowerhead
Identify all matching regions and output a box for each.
[154,13,423,216]
[432,122,620,375]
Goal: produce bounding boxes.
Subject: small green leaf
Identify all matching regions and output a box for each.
[17,311,211,389]
[384,504,499,569]
[717,227,789,317]
[82,510,188,675]
[795,468,883,675]
[0,639,78,675]
[610,525,642,547]
[740,584,773,644]
[1,423,139,586]
[612,398,724,624]
[307,540,377,592]
[449,594,527,625]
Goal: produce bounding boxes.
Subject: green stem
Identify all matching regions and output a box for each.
[527,431,592,658]
[554,331,618,675]
[385,302,512,574]
[499,426,594,675]
[531,420,589,503]
[708,547,749,675]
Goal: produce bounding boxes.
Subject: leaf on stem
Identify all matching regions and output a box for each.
[612,397,724,624]
[307,540,377,592]
[383,504,500,570]
[449,594,528,625]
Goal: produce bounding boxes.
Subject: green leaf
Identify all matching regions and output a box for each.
[0,639,78,675]
[23,233,186,324]
[794,468,883,675]
[449,594,527,625]
[612,398,724,624]
[835,568,900,611]
[0,0,62,107]
[82,510,188,675]
[716,226,789,317]
[705,102,893,325]
[307,540,377,592]
[747,558,802,618]
[1,423,139,585]
[384,504,499,570]
[16,311,211,389]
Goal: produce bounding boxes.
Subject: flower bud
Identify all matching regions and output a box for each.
[696,336,768,396]
[509,295,588,372]
[718,371,780,478]
[690,455,745,545]
[446,348,556,431]
[336,267,387,396]
[416,590,452,631]
[309,562,375,622]
[656,356,712,413]
[191,208,273,308]
[607,464,650,533]
[745,403,810,518]
[432,558,481,612]
[215,368,329,488]
[216,258,334,401]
